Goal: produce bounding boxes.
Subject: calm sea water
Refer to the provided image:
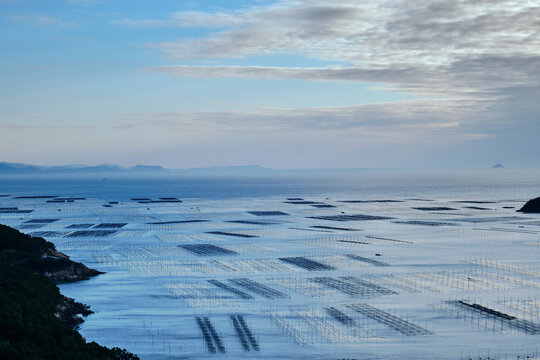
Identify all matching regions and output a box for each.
[0,169,539,201]
[2,168,540,359]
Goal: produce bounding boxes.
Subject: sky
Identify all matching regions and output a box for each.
[1,0,539,169]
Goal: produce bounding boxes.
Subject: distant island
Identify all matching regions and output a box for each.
[0,161,272,175]
[0,224,138,359]
[492,163,504,168]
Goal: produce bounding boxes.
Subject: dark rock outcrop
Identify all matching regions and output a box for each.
[0,224,103,328]
[517,197,540,213]
[0,224,138,359]
[44,258,104,283]
[56,295,94,329]
[0,224,104,283]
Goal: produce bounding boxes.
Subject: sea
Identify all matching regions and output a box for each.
[1,168,539,359]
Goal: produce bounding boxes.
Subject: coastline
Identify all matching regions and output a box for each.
[0,224,138,359]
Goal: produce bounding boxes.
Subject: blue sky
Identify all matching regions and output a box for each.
[1,0,539,168]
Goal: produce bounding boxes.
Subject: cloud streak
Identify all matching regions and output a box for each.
[142,1,540,99]
[149,1,540,64]
[117,98,493,145]
[138,0,540,149]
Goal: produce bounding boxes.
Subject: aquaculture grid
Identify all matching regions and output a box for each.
[0,193,539,359]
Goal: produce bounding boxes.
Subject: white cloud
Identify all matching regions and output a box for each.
[140,0,540,144]
[141,1,538,99]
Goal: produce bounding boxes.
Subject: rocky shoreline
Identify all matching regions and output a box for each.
[43,249,104,284]
[0,224,104,328]
[518,196,540,213]
[0,224,138,359]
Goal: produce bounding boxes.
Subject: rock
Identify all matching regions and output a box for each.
[44,260,104,283]
[55,295,94,329]
[517,197,540,213]
[492,163,504,168]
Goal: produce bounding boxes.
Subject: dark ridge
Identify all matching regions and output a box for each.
[159,197,179,200]
[228,278,287,299]
[207,280,253,299]
[14,195,58,199]
[518,197,540,213]
[365,236,413,244]
[230,315,259,351]
[503,206,515,209]
[337,239,370,245]
[196,317,226,353]
[148,220,208,225]
[131,198,150,201]
[102,204,113,207]
[29,231,68,238]
[65,223,94,229]
[17,224,45,230]
[279,256,335,271]
[0,195,10,197]
[394,220,455,227]
[448,216,529,223]
[0,207,18,210]
[227,220,280,225]
[286,197,304,200]
[312,277,396,297]
[206,231,258,238]
[463,206,491,210]
[284,201,321,205]
[347,303,431,336]
[0,209,33,213]
[310,225,361,231]
[412,207,457,211]
[93,223,126,229]
[325,307,355,326]
[25,219,59,224]
[453,200,497,204]
[311,204,336,208]
[289,227,333,232]
[454,301,515,320]
[406,198,434,201]
[248,211,290,216]
[66,230,117,237]
[308,214,394,222]
[339,200,403,203]
[178,244,238,256]
[55,198,87,201]
[346,254,389,266]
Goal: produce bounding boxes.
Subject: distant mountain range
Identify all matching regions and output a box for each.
[0,162,272,175]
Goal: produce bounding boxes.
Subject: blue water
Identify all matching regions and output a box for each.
[0,169,539,201]
[2,168,540,359]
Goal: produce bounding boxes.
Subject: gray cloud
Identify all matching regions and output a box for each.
[146,0,540,96]
[141,0,540,142]
[117,98,492,145]
[117,0,540,166]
